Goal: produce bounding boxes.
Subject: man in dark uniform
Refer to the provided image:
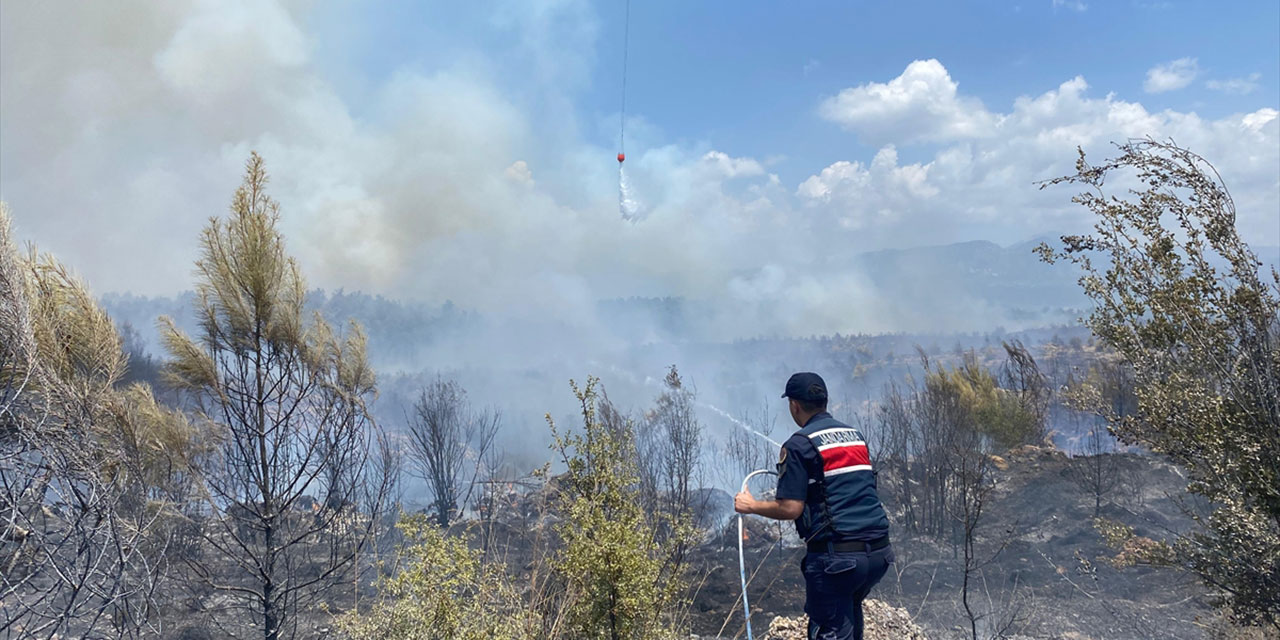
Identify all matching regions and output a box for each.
[734,372,893,640]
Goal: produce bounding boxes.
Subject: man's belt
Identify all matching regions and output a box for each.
[807,536,890,553]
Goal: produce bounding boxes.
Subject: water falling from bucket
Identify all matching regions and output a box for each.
[619,164,642,221]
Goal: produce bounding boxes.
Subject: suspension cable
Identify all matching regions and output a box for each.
[619,0,630,157]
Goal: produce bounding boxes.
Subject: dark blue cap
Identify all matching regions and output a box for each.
[782,372,828,403]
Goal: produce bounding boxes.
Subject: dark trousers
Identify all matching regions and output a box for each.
[801,544,893,640]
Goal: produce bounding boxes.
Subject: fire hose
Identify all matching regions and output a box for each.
[738,469,777,640]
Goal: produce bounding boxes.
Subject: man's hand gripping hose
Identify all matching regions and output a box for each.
[737,469,777,640]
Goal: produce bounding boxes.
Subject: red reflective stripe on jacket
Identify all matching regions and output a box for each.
[821,443,870,472]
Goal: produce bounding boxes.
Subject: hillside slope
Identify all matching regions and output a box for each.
[690,448,1226,640]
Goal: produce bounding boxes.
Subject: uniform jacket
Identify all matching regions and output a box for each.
[776,412,890,543]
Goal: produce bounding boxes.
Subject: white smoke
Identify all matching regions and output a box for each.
[3,1,1277,364]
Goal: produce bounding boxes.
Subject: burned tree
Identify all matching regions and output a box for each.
[0,207,196,639]
[878,351,1029,538]
[162,154,394,640]
[1063,358,1131,519]
[875,380,922,534]
[714,402,777,492]
[404,377,500,528]
[998,340,1051,447]
[951,427,1000,640]
[1071,412,1121,519]
[638,366,704,520]
[916,355,1022,640]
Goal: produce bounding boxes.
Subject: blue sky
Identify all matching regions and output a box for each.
[306,1,1280,184]
[1,0,1277,334]
[604,1,1277,170]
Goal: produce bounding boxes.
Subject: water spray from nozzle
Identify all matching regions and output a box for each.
[701,402,781,447]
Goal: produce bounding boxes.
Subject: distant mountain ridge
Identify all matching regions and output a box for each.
[847,238,1088,311]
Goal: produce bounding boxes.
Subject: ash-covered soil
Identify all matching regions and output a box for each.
[151,448,1244,640]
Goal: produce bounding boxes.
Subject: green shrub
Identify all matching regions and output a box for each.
[925,352,1043,451]
[336,515,536,640]
[548,376,693,640]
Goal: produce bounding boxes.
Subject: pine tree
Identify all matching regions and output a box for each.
[162,153,393,639]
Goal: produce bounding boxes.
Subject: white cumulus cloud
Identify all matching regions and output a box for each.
[818,59,997,145]
[1144,57,1199,93]
[796,146,935,229]
[700,151,765,179]
[802,60,1279,248]
[1242,108,1278,132]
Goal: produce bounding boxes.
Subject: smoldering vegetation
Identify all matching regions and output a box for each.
[2,141,1278,640]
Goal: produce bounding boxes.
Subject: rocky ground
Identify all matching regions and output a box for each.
[763,600,931,640]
